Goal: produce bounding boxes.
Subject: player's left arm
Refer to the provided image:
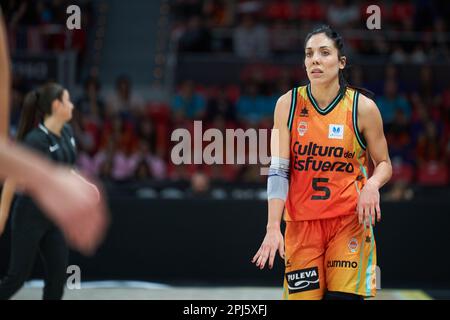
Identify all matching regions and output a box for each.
[0,11,11,139]
[357,94,392,226]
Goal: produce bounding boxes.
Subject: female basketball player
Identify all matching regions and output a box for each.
[0,10,107,256]
[0,82,94,300]
[252,25,392,300]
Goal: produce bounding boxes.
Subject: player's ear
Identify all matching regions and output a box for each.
[339,56,346,70]
[51,98,62,114]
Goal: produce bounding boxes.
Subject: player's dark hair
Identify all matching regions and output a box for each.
[16,82,65,141]
[304,25,374,99]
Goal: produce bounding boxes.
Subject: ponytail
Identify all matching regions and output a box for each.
[339,69,375,99]
[16,83,65,141]
[16,90,42,141]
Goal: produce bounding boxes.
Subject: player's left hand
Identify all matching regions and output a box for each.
[357,179,381,227]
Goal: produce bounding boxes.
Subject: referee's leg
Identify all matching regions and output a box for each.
[39,226,69,300]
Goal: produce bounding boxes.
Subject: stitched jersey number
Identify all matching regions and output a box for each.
[311,178,331,200]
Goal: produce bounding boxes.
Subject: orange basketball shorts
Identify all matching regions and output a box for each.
[282,214,377,300]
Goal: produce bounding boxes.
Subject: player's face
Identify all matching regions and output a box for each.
[304,33,345,85]
[59,90,74,121]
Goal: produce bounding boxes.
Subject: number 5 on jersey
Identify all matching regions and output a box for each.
[311,178,330,200]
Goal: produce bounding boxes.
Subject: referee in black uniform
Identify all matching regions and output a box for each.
[0,82,77,300]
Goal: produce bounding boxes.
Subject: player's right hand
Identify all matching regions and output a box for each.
[30,167,110,255]
[252,226,285,270]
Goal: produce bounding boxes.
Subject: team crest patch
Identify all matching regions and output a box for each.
[348,238,359,253]
[298,121,308,136]
[328,124,344,139]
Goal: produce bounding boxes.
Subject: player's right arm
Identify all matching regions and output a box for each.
[0,133,52,235]
[252,90,291,270]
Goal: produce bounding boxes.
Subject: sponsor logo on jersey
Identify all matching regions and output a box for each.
[292,142,355,173]
[285,267,320,294]
[328,124,344,139]
[298,121,308,136]
[70,137,76,147]
[49,144,60,152]
[327,260,358,269]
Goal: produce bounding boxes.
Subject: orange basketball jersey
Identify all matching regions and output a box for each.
[285,84,369,221]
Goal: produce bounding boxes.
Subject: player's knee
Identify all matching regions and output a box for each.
[323,291,364,300]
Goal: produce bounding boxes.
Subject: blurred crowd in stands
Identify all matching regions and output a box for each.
[171,0,450,63]
[3,0,450,199]
[1,0,94,77]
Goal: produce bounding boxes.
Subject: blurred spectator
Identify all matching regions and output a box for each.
[178,15,212,52]
[269,20,298,55]
[416,120,442,165]
[390,45,408,64]
[386,108,414,165]
[104,144,140,182]
[204,88,235,123]
[136,118,157,153]
[410,45,426,64]
[136,139,167,180]
[410,95,431,146]
[106,75,145,118]
[76,76,106,120]
[347,65,366,90]
[264,0,294,21]
[203,0,234,27]
[415,65,440,105]
[95,139,116,180]
[77,136,99,178]
[233,14,269,59]
[369,65,407,96]
[326,0,359,29]
[297,0,325,22]
[430,18,450,61]
[172,80,206,119]
[417,160,449,186]
[391,0,415,27]
[171,0,203,22]
[187,171,211,198]
[5,1,40,27]
[376,79,411,125]
[134,159,152,181]
[236,81,271,125]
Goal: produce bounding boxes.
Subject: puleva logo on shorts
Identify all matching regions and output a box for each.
[328,124,344,139]
[285,267,320,294]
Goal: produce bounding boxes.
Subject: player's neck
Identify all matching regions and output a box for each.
[309,81,341,110]
[43,117,64,137]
